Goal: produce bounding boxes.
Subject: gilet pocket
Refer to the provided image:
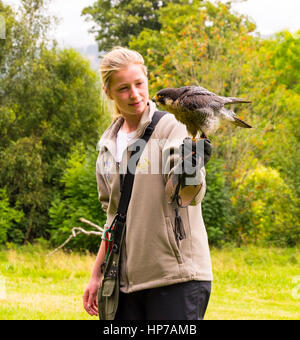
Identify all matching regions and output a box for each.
[165,216,183,264]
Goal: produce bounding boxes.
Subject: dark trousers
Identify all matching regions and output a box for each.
[115,280,211,320]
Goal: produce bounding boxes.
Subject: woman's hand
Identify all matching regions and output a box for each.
[180,137,212,174]
[83,278,101,316]
[165,137,212,207]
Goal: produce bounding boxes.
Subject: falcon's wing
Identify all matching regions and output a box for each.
[180,86,219,97]
[179,90,224,112]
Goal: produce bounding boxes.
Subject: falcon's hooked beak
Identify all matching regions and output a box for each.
[152,95,157,103]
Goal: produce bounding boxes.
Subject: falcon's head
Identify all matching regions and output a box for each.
[152,88,177,103]
[152,88,182,109]
[152,87,191,110]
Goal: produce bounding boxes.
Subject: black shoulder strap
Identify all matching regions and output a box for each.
[111,111,168,253]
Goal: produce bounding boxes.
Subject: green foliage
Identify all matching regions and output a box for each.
[0,188,23,244]
[202,158,233,246]
[270,30,300,94]
[0,137,50,242]
[81,0,185,52]
[232,165,299,246]
[2,46,105,160]
[48,144,106,252]
[130,0,256,94]
[0,0,110,244]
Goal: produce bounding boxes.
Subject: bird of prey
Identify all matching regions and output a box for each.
[152,86,252,139]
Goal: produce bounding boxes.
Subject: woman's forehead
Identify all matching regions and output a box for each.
[111,64,147,85]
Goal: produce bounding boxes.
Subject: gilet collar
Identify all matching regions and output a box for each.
[97,100,157,160]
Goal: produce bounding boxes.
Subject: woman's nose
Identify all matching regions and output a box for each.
[130,86,139,98]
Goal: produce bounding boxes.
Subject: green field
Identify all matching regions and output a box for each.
[0,243,299,320]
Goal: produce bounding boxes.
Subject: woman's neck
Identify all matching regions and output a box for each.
[120,105,149,133]
[121,115,141,133]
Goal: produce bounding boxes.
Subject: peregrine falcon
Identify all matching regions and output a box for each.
[152,86,252,139]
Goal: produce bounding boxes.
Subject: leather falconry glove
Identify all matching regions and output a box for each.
[165,137,212,207]
[179,137,212,180]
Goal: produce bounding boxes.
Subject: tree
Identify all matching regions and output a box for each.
[0,0,111,243]
[259,33,300,202]
[270,30,300,94]
[81,0,186,52]
[0,137,48,242]
[0,0,57,89]
[232,165,299,246]
[0,188,23,244]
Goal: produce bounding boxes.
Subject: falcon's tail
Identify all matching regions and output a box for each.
[230,116,252,129]
[225,97,252,104]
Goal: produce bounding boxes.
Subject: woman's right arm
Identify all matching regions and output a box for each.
[83,155,110,316]
[82,238,106,316]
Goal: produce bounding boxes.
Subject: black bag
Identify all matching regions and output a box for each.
[98,111,167,320]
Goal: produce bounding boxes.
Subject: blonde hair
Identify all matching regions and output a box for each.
[100,46,148,116]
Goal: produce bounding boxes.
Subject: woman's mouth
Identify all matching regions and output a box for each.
[129,101,142,107]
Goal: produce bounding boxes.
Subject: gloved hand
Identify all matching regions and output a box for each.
[165,137,212,207]
[179,137,212,177]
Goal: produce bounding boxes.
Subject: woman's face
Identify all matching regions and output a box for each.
[108,63,149,118]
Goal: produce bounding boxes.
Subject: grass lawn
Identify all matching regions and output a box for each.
[206,246,300,320]
[0,243,299,320]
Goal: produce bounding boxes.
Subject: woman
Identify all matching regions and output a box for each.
[83,46,212,320]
